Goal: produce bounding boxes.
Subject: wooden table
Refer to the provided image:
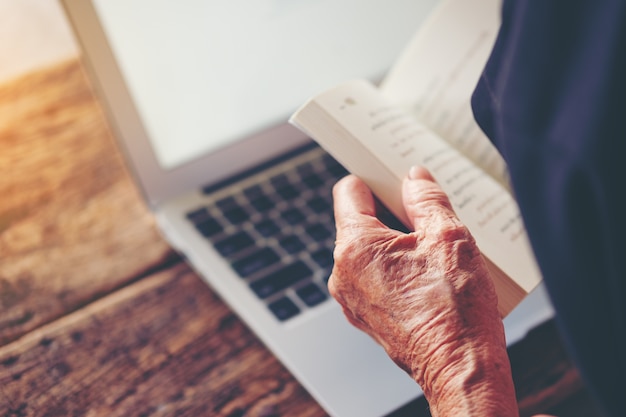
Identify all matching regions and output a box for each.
[0,59,601,417]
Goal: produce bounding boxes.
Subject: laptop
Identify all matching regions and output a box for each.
[60,1,554,416]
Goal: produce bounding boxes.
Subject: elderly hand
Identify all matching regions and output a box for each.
[329,166,518,417]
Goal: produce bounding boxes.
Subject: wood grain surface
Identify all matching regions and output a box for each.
[0,263,324,417]
[0,59,601,417]
[0,60,173,345]
[0,59,327,417]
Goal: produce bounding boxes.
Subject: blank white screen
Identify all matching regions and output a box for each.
[93,0,436,169]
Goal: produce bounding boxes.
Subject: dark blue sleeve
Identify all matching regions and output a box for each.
[471,1,626,416]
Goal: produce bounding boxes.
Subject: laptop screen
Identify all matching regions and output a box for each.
[91,0,437,170]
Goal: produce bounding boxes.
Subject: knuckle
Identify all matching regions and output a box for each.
[405,183,453,212]
[332,237,360,269]
[435,220,472,243]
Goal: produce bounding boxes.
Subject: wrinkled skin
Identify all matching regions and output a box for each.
[329,167,520,417]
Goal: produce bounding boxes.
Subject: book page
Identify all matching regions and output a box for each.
[291,80,540,296]
[380,0,508,188]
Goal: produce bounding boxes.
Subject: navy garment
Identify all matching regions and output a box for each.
[471,1,626,416]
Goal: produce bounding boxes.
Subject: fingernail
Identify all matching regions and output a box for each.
[408,165,421,180]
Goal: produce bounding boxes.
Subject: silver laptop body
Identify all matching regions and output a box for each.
[60,1,554,416]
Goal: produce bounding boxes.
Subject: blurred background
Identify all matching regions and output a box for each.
[0,0,77,83]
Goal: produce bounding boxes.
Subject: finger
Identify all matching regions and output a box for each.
[332,175,381,236]
[402,166,455,231]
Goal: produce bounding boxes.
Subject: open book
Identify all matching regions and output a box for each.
[289,0,541,317]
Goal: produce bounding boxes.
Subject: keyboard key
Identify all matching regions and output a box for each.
[322,268,332,283]
[250,261,312,299]
[214,196,248,225]
[328,164,348,178]
[222,206,248,225]
[268,297,300,321]
[254,219,280,237]
[296,162,315,176]
[281,208,305,225]
[216,196,237,209]
[270,173,290,187]
[324,156,348,178]
[306,224,332,241]
[301,174,324,189]
[250,195,274,212]
[276,184,299,200]
[214,231,254,257]
[270,174,300,199]
[311,248,333,269]
[307,196,331,213]
[243,184,264,199]
[232,248,280,277]
[296,283,327,307]
[279,235,305,254]
[186,207,210,224]
[195,218,223,238]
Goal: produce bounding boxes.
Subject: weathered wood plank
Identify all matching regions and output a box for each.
[0,263,326,417]
[0,60,173,345]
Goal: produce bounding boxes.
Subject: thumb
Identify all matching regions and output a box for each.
[402,166,456,231]
[333,175,383,240]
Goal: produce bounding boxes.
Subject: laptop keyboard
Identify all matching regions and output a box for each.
[185,147,347,322]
